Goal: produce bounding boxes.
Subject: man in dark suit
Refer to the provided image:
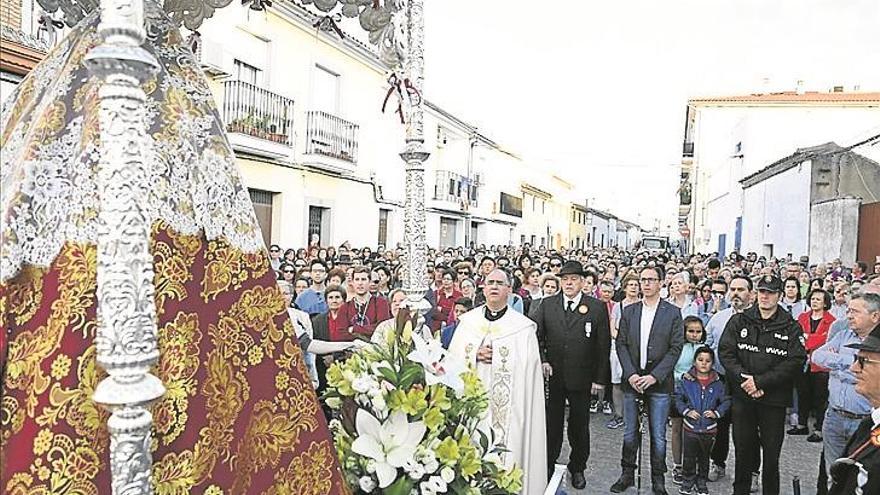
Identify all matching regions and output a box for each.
[534,260,611,489]
[611,265,684,495]
[831,306,880,495]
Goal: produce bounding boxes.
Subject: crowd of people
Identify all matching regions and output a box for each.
[271,241,880,495]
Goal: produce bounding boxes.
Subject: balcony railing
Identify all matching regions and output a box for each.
[433,170,479,209]
[682,141,694,157]
[305,111,359,163]
[222,80,295,147]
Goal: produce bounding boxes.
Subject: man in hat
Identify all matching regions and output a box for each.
[612,266,684,495]
[718,275,806,495]
[829,292,880,494]
[533,260,611,489]
[447,268,548,494]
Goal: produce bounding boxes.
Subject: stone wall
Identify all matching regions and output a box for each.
[809,196,861,265]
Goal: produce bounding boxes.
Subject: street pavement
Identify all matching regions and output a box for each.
[552,408,823,495]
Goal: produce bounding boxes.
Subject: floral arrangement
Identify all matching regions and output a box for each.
[324,309,523,495]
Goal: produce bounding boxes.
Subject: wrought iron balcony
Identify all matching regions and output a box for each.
[682,141,694,157]
[305,110,359,163]
[222,80,295,147]
[432,170,479,209]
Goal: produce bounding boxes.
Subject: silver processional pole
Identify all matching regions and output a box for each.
[399,0,431,319]
[84,0,165,492]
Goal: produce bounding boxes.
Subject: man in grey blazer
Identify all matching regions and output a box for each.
[611,266,684,495]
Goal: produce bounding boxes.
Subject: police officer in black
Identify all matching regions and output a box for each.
[718,275,806,495]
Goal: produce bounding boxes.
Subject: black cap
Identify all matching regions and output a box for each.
[757,275,783,293]
[846,326,880,353]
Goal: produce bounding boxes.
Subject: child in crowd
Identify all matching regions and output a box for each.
[674,346,731,495]
[671,316,708,485]
[440,297,473,349]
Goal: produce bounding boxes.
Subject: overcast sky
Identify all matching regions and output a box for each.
[421,0,880,229]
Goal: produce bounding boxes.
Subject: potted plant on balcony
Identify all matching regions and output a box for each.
[267,123,287,144]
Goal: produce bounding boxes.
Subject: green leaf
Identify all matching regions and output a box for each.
[382,476,414,495]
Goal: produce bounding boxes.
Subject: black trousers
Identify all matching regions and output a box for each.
[682,431,715,490]
[546,380,591,473]
[796,370,829,429]
[731,399,786,495]
[711,412,731,467]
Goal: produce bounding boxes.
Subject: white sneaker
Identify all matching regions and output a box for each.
[707,463,725,482]
[750,472,760,493]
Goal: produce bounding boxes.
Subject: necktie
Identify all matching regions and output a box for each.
[567,301,574,313]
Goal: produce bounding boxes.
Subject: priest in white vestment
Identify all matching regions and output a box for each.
[448,269,548,494]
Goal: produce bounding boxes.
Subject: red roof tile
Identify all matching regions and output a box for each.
[689,91,880,104]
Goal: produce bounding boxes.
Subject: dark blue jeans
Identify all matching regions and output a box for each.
[621,392,671,476]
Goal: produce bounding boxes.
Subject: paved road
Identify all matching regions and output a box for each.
[552,409,823,495]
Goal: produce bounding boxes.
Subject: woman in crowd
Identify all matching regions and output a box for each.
[606,274,642,429]
[293,278,310,306]
[668,272,700,318]
[310,286,353,410]
[279,262,297,284]
[283,248,297,263]
[459,277,477,302]
[373,265,392,296]
[430,268,462,333]
[790,288,834,442]
[327,268,347,289]
[781,276,807,317]
[521,268,543,300]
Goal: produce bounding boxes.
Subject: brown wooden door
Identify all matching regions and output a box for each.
[858,202,880,266]
[249,189,273,250]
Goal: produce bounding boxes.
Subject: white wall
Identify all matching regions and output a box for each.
[741,161,812,258]
[690,103,880,254]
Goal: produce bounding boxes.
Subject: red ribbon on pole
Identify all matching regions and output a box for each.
[382,73,422,125]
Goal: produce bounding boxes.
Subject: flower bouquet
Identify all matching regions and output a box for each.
[324,308,523,495]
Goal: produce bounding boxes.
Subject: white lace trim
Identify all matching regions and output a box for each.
[0,12,263,283]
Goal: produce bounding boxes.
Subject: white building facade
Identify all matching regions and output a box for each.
[680,90,880,257]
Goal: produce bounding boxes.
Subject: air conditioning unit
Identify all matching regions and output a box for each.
[199,38,230,78]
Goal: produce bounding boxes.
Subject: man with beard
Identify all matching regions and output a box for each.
[704,275,753,483]
[719,275,806,495]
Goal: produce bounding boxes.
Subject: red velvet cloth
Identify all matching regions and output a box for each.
[1,225,350,494]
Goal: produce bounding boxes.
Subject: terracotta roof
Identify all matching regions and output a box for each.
[689,91,880,104]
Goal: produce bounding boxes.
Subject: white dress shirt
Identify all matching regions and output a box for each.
[563,292,583,312]
[640,300,659,370]
[873,406,880,428]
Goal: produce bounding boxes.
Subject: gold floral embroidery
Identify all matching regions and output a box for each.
[153,312,202,445]
[152,450,196,494]
[36,345,109,455]
[1,396,26,449]
[152,222,201,315]
[3,243,96,417]
[262,441,335,495]
[4,265,45,325]
[202,241,247,302]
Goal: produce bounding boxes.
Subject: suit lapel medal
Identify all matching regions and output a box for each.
[580,305,591,337]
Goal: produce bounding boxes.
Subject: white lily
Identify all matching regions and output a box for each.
[406,333,466,394]
[350,410,427,488]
